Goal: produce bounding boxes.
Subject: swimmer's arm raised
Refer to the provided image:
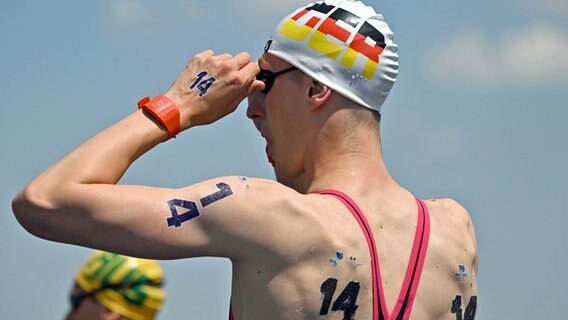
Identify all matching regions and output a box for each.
[12,50,263,258]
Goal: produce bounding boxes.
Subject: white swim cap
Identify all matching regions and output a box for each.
[265,0,399,112]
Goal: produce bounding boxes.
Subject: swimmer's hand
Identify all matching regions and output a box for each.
[164,50,263,130]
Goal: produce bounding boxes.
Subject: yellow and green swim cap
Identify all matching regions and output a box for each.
[75,251,165,320]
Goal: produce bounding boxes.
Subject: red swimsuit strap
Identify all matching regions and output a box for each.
[391,199,431,320]
[317,190,430,320]
[317,190,383,319]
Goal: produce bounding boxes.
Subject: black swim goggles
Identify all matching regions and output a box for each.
[256,66,298,93]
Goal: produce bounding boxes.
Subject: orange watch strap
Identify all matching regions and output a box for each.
[137,95,181,139]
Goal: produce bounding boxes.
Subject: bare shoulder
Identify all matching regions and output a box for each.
[187,175,309,214]
[426,198,476,239]
[175,175,304,226]
[177,176,320,255]
[420,198,479,320]
[424,198,478,272]
[426,198,473,226]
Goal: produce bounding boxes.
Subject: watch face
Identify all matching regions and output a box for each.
[138,95,180,139]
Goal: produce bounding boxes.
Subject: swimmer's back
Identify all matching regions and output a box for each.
[228,182,478,319]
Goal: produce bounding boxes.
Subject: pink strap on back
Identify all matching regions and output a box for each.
[318,190,382,319]
[393,199,431,320]
[229,191,430,320]
[317,190,430,320]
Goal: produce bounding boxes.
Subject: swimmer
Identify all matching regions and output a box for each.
[14,1,478,318]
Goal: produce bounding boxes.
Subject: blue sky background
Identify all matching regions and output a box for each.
[1,0,567,319]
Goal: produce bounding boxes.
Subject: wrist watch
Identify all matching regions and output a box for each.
[137,95,181,139]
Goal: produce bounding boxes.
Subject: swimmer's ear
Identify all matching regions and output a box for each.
[307,80,332,110]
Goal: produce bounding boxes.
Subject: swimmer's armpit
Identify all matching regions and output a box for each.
[166,182,234,228]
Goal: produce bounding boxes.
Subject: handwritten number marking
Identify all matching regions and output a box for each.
[200,183,233,207]
[189,70,216,97]
[464,296,477,320]
[319,278,360,319]
[166,199,199,228]
[331,281,360,319]
[319,278,338,315]
[452,295,477,320]
[189,71,208,89]
[166,183,233,228]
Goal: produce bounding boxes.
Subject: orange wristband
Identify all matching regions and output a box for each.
[137,95,181,139]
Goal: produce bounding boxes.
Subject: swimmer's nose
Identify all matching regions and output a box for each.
[246,91,264,131]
